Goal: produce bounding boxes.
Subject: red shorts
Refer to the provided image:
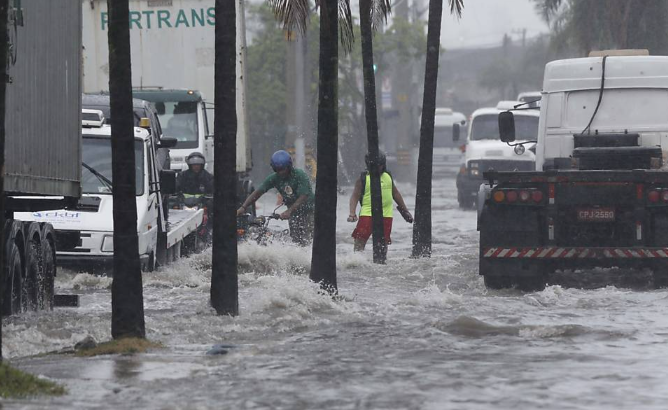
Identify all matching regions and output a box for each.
[351,216,393,244]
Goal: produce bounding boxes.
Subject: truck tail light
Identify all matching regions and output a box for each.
[519,191,531,202]
[493,191,505,202]
[532,190,544,203]
[662,191,668,202]
[506,190,518,203]
[649,190,660,203]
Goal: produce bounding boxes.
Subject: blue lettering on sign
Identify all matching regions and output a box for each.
[32,211,81,219]
[100,8,215,31]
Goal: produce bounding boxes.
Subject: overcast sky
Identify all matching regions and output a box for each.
[435,0,549,49]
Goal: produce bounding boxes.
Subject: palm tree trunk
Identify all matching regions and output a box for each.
[309,0,338,292]
[0,0,8,360]
[412,0,443,258]
[108,0,145,339]
[211,0,238,315]
[359,0,386,264]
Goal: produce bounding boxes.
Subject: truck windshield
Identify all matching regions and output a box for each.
[153,101,199,149]
[82,137,144,195]
[470,114,539,141]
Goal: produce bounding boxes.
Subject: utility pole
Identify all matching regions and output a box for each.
[392,0,413,182]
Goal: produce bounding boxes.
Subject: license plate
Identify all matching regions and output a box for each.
[577,208,615,222]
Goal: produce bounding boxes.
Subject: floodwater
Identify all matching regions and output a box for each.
[4,173,668,409]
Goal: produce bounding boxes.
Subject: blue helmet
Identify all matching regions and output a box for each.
[270,150,293,171]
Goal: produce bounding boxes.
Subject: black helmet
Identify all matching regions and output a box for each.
[186,151,206,166]
[365,151,387,168]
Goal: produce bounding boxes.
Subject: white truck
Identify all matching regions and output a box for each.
[81,0,253,198]
[479,51,668,291]
[20,111,203,272]
[455,101,539,208]
[431,108,467,176]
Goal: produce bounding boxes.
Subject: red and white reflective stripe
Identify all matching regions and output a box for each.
[482,247,668,258]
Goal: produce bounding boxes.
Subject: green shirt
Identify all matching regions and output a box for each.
[258,168,315,213]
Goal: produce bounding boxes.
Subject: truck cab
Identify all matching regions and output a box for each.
[133,89,212,173]
[432,108,467,176]
[22,110,202,272]
[456,101,539,208]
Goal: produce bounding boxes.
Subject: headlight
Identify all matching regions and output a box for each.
[101,236,114,252]
[470,168,480,177]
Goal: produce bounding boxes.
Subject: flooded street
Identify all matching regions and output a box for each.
[5,174,668,409]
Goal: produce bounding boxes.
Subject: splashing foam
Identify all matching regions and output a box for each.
[406,283,464,307]
[239,242,311,275]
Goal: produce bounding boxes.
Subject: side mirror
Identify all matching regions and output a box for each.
[157,137,178,149]
[453,123,461,142]
[498,111,516,143]
[160,170,177,195]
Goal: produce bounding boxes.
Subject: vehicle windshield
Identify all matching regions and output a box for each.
[82,136,144,195]
[470,114,539,141]
[153,101,199,149]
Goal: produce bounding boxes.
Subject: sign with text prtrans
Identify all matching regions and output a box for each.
[82,0,243,101]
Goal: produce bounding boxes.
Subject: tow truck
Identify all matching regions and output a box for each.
[478,50,668,290]
[20,110,203,272]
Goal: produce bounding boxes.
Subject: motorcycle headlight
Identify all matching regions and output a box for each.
[101,236,114,252]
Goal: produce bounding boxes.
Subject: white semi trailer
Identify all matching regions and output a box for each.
[81,0,253,197]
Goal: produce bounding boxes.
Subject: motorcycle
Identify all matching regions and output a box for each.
[237,206,290,245]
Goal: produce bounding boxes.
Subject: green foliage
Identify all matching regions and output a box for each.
[0,362,66,398]
[75,338,162,357]
[534,0,668,55]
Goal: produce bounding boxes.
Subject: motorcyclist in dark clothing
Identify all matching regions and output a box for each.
[176,152,213,195]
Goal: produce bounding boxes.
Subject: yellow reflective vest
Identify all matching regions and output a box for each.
[360,172,393,218]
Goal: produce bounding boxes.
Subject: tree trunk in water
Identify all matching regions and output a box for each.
[108,0,145,339]
[412,0,443,258]
[0,0,8,360]
[359,0,386,264]
[211,0,238,316]
[309,0,339,292]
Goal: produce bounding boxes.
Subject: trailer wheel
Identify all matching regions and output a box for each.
[24,240,41,311]
[651,261,668,288]
[483,274,512,290]
[39,237,55,310]
[2,241,24,316]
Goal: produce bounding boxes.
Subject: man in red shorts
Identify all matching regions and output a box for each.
[347,152,412,251]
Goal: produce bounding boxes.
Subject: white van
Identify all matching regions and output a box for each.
[432,108,467,176]
[455,101,539,208]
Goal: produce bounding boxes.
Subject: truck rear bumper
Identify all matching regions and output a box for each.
[482,247,668,259]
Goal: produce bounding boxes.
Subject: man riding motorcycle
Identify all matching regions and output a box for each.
[176,152,213,242]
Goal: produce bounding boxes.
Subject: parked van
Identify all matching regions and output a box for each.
[432,108,467,176]
[455,101,539,208]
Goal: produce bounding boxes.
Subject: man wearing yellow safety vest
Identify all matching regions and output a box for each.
[347,152,413,251]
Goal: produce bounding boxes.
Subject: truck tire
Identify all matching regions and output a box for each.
[651,261,668,288]
[458,189,474,209]
[483,274,512,290]
[39,236,55,310]
[23,240,41,311]
[2,241,24,316]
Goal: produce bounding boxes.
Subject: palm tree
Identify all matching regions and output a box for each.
[412,0,463,258]
[535,0,668,55]
[107,0,145,338]
[210,0,239,315]
[0,0,8,359]
[269,0,353,292]
[359,0,391,264]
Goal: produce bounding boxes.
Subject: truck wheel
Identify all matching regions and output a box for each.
[2,241,23,315]
[483,274,512,290]
[39,238,55,310]
[24,240,41,311]
[652,261,668,288]
[514,275,547,292]
[458,190,474,209]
